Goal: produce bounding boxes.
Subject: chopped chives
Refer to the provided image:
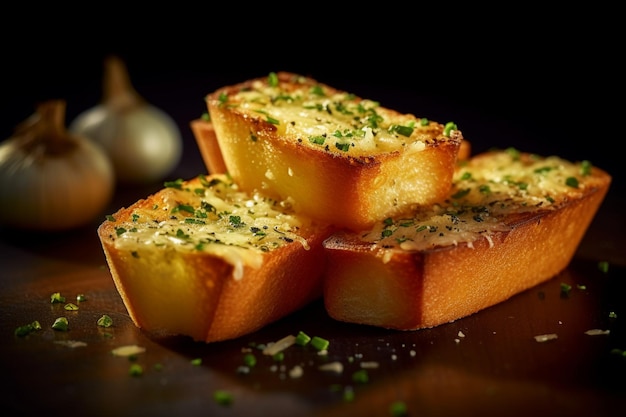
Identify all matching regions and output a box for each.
[311,336,330,351]
[243,353,257,367]
[51,317,69,331]
[295,331,311,346]
[50,292,65,304]
[214,390,234,406]
[598,261,609,273]
[443,121,457,136]
[129,363,143,377]
[97,314,113,328]
[268,72,279,87]
[565,177,579,188]
[389,401,408,416]
[352,369,369,384]
[14,321,42,337]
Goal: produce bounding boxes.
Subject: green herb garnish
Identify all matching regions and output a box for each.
[266,115,280,125]
[335,142,350,152]
[343,386,355,402]
[451,188,471,199]
[295,331,311,346]
[506,147,521,160]
[97,314,113,328]
[598,261,609,273]
[129,363,143,377]
[581,160,592,176]
[164,178,185,189]
[443,121,457,137]
[213,390,234,406]
[565,177,579,188]
[310,85,325,96]
[311,336,330,351]
[268,72,279,87]
[243,353,257,367]
[352,369,369,384]
[50,292,65,304]
[309,136,326,145]
[14,321,42,337]
[389,401,408,416]
[389,124,414,137]
[51,317,69,331]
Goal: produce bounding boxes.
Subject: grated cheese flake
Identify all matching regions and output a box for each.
[262,335,296,356]
[111,175,311,281]
[360,361,380,369]
[319,361,344,373]
[54,340,87,348]
[584,329,610,336]
[534,334,558,342]
[111,345,146,357]
[289,365,304,379]
[362,152,594,252]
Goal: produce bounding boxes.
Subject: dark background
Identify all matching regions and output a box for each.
[2,6,622,193]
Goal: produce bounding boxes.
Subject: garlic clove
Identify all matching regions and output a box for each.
[69,56,183,185]
[0,100,115,231]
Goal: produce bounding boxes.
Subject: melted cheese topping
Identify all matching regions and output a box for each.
[109,175,311,279]
[224,75,456,155]
[361,150,595,255]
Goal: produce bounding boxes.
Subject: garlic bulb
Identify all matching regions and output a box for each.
[0,100,115,231]
[70,56,183,185]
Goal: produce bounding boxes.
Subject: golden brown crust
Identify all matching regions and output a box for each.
[458,138,471,161]
[322,153,612,330]
[206,72,463,232]
[97,176,334,343]
[190,118,227,174]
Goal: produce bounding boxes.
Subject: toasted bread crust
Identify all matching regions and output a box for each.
[190,118,227,174]
[322,151,611,330]
[98,175,334,342]
[206,72,463,231]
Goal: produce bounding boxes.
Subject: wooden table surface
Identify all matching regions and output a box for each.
[1,70,625,417]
